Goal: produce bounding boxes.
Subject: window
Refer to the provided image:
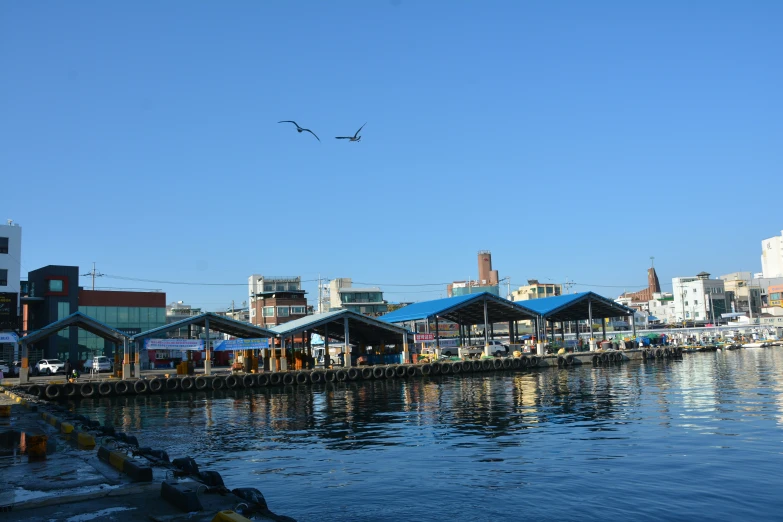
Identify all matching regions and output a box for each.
[695,312,700,318]
[291,306,305,315]
[276,306,289,317]
[685,312,690,318]
[48,279,63,292]
[694,300,698,305]
[263,307,275,317]
[0,268,6,286]
[250,308,256,317]
[288,283,299,291]
[0,237,8,254]
[264,283,274,292]
[684,301,688,306]
[276,283,287,291]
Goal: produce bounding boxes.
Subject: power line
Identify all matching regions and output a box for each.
[100,273,321,286]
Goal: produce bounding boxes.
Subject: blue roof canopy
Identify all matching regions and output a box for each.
[131,312,276,341]
[379,292,538,325]
[21,311,129,345]
[519,292,636,322]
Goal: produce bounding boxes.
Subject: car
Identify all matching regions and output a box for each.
[84,356,113,373]
[35,359,65,375]
[486,340,509,356]
[0,361,9,374]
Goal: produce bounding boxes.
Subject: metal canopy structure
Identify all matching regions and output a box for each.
[20,311,128,346]
[130,312,276,341]
[521,292,636,322]
[270,309,410,345]
[378,292,538,325]
[17,311,130,384]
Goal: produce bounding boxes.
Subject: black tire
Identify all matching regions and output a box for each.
[614,352,623,363]
[493,358,503,370]
[310,371,324,384]
[482,359,493,371]
[45,384,61,400]
[269,373,282,386]
[384,366,396,379]
[406,365,416,377]
[116,380,130,395]
[296,372,309,385]
[557,356,565,368]
[592,354,600,365]
[395,365,406,378]
[440,363,451,375]
[655,348,663,359]
[81,383,96,398]
[98,381,113,396]
[431,363,442,375]
[257,374,270,387]
[28,384,42,398]
[494,351,502,357]
[282,373,295,385]
[602,353,611,363]
[373,366,385,379]
[325,370,337,382]
[166,378,180,391]
[180,377,194,391]
[243,374,256,388]
[502,358,513,369]
[565,355,575,366]
[148,378,163,393]
[336,370,348,382]
[195,377,208,390]
[226,375,239,389]
[530,356,540,367]
[520,356,529,368]
[65,383,79,397]
[212,376,225,390]
[361,367,373,379]
[511,358,521,370]
[421,364,432,375]
[452,361,462,373]
[348,368,360,380]
[134,380,148,394]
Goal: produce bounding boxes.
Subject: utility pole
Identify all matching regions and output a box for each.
[81,262,104,291]
[318,274,322,314]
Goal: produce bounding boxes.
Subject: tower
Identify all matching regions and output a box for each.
[478,250,492,285]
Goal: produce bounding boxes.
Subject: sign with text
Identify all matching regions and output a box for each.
[0,331,18,343]
[145,338,204,351]
[0,292,18,331]
[212,338,270,351]
[414,333,434,342]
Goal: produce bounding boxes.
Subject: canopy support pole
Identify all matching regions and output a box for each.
[280,336,288,371]
[344,317,352,367]
[483,299,490,356]
[133,340,141,378]
[632,313,637,338]
[435,316,441,355]
[588,299,595,351]
[602,319,606,341]
[204,316,212,376]
[402,331,409,364]
[122,337,131,379]
[324,323,330,369]
[19,341,29,384]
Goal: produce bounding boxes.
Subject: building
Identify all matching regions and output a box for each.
[447,250,501,297]
[719,272,763,316]
[617,264,662,312]
[216,306,251,324]
[248,275,307,327]
[511,279,562,302]
[672,272,729,325]
[22,265,166,364]
[761,229,783,278]
[328,278,388,316]
[768,285,783,308]
[646,292,676,324]
[0,220,22,332]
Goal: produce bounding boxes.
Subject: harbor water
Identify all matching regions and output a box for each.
[76,349,783,521]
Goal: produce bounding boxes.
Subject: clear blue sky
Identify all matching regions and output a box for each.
[2,1,781,310]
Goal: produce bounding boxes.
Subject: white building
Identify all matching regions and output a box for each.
[328,278,388,316]
[672,272,728,324]
[761,230,783,278]
[0,220,22,331]
[647,292,676,324]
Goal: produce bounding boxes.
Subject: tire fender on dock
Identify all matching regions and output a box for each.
[81,382,96,398]
[180,377,194,391]
[148,378,163,393]
[98,381,113,396]
[134,380,148,394]
[45,384,61,400]
[115,380,131,395]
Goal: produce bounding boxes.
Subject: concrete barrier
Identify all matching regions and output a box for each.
[97,446,153,482]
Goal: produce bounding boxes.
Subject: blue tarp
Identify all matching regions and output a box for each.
[379,292,538,324]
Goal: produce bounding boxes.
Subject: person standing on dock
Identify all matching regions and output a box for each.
[63,359,71,379]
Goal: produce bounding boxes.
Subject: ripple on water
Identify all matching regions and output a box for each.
[74,349,783,521]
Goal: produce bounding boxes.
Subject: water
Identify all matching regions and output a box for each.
[76,350,783,521]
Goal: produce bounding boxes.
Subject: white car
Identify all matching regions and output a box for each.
[84,356,113,373]
[35,359,65,375]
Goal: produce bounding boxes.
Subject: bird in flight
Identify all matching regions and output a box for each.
[278,121,320,142]
[335,123,366,142]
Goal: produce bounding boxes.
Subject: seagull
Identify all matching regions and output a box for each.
[335,123,366,142]
[278,120,320,142]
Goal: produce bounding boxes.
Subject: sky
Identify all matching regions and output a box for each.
[1,1,781,311]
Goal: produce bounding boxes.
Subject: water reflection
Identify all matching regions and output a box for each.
[73,350,783,522]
